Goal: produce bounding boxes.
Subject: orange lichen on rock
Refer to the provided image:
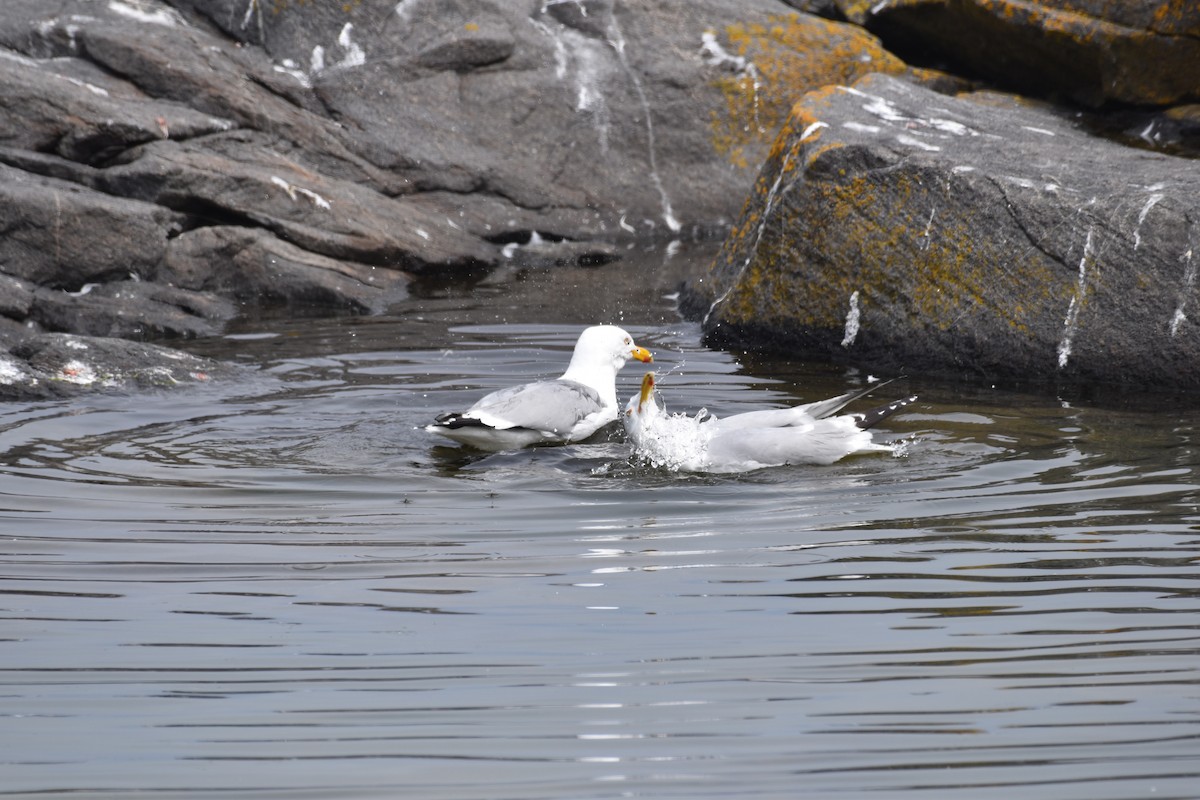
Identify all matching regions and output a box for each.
[705,13,904,166]
[715,139,1060,342]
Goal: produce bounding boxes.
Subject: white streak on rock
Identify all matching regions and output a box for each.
[927,118,971,136]
[1133,193,1164,250]
[1170,247,1195,337]
[0,49,39,67]
[393,0,419,20]
[608,13,679,231]
[273,59,311,89]
[529,11,569,80]
[700,31,764,133]
[843,121,881,134]
[270,176,331,210]
[799,121,828,141]
[841,291,861,347]
[66,283,98,297]
[1057,227,1095,368]
[704,149,796,326]
[1170,307,1187,336]
[1002,176,1037,190]
[108,1,179,26]
[1022,126,1056,136]
[336,23,366,68]
[863,96,907,123]
[919,206,936,250]
[0,356,24,385]
[896,134,940,152]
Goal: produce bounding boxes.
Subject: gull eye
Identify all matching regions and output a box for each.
[623,337,631,345]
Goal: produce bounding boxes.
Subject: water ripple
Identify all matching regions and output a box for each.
[3,273,1200,797]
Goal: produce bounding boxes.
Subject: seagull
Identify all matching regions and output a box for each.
[623,372,916,473]
[427,325,653,451]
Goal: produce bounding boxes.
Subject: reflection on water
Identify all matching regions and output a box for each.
[2,243,1200,799]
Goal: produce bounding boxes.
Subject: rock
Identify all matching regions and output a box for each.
[700,11,908,170]
[0,274,36,320]
[0,45,235,164]
[95,132,497,272]
[838,0,1200,106]
[163,227,410,315]
[30,281,233,340]
[5,0,1193,400]
[0,332,238,400]
[0,0,910,385]
[309,0,899,234]
[0,164,182,287]
[683,74,1200,391]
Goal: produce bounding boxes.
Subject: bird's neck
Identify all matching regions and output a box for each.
[560,362,618,405]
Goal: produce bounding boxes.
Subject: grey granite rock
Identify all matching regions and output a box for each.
[684,74,1200,390]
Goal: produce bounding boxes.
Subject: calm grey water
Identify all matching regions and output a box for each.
[2,243,1199,799]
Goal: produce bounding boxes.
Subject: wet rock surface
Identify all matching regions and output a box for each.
[683,74,1200,390]
[2,0,901,397]
[0,332,238,400]
[836,0,1200,107]
[0,0,1197,398]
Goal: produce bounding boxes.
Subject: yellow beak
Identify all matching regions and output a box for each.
[630,346,653,363]
[638,372,656,413]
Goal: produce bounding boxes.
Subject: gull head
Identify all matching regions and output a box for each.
[564,325,652,382]
[623,371,665,434]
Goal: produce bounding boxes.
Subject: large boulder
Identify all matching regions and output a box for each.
[0,0,909,397]
[0,333,237,400]
[0,164,181,288]
[836,0,1200,106]
[683,74,1200,390]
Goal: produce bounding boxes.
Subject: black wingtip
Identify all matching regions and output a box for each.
[432,412,489,430]
[854,394,918,430]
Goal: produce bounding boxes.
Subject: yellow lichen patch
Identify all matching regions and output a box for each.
[706,13,904,166]
[1150,1,1200,35]
[714,160,1064,344]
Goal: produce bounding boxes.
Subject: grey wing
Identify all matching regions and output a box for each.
[713,407,820,432]
[716,378,904,431]
[467,380,604,434]
[800,377,901,420]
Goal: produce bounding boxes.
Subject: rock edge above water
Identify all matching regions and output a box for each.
[683,74,1200,391]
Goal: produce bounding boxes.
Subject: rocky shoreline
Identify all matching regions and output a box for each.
[1,0,1197,398]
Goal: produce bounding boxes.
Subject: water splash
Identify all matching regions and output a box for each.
[629,406,717,472]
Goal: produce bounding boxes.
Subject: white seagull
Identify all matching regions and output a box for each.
[427,325,653,451]
[623,372,916,473]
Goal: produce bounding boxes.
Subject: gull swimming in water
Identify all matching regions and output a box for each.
[623,372,915,473]
[427,325,653,451]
